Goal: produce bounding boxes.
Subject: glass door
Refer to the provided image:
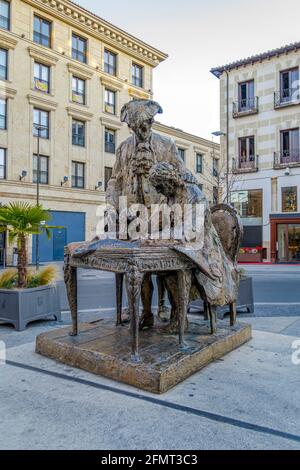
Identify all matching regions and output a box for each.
[277,224,300,262]
[0,232,5,266]
[288,224,300,262]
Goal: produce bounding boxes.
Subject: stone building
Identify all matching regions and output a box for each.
[154,122,220,204]
[0,0,219,264]
[212,42,300,263]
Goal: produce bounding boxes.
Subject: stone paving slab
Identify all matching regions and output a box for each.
[1,327,300,450]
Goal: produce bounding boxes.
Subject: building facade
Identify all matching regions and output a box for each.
[0,0,220,265]
[0,0,167,264]
[212,42,300,263]
[154,122,220,204]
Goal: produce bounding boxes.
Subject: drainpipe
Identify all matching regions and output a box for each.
[225,69,230,203]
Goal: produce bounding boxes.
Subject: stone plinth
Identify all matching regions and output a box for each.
[36,319,252,394]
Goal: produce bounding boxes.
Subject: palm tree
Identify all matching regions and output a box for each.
[0,202,53,288]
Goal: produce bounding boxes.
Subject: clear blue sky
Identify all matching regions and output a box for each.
[78,0,300,139]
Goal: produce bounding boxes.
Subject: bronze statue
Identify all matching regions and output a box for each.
[71,99,242,335]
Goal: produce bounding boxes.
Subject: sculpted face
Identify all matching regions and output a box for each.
[130,118,153,142]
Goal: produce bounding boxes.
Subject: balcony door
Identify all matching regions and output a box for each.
[280,128,299,164]
[238,136,255,168]
[238,80,254,111]
[280,68,299,103]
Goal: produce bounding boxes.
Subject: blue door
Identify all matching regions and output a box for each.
[53,228,67,261]
[32,211,85,263]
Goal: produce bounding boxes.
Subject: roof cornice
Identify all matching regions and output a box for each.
[153,122,220,150]
[211,41,300,78]
[22,0,168,67]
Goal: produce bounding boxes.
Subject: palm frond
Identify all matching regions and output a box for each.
[0,269,17,289]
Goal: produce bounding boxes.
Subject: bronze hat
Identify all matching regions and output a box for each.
[121,99,163,127]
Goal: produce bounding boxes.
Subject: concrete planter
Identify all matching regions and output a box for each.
[0,284,61,331]
[189,276,254,318]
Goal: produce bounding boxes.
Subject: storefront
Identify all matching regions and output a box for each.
[270,214,300,263]
[231,189,264,262]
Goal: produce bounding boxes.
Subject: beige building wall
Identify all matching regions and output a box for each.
[0,0,166,263]
[213,44,300,262]
[153,122,220,203]
[0,0,216,264]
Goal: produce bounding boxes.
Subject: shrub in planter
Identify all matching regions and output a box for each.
[0,203,61,331]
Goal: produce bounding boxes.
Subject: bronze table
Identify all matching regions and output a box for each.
[64,244,194,363]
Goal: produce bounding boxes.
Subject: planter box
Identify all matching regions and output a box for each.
[238,252,262,263]
[189,276,254,319]
[0,284,61,331]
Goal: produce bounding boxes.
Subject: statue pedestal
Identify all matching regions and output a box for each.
[36,318,252,394]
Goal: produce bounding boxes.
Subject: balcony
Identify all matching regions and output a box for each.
[274,150,300,169]
[232,97,259,118]
[274,88,300,109]
[232,155,259,174]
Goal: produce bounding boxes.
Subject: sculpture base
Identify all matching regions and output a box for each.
[36,319,252,394]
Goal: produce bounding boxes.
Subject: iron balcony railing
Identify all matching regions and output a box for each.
[232,155,259,173]
[274,88,300,108]
[232,97,259,117]
[274,150,300,168]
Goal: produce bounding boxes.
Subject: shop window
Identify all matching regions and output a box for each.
[282,186,298,212]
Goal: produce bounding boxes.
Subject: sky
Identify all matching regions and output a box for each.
[78,0,300,140]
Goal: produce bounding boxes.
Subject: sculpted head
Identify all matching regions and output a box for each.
[121,99,163,142]
[149,162,184,198]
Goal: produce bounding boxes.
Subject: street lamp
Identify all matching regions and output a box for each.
[34,123,44,271]
[211,131,228,202]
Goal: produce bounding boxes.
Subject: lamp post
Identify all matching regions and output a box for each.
[34,123,44,271]
[212,131,227,202]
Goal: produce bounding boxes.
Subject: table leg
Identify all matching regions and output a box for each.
[115,273,124,326]
[230,302,237,327]
[125,269,144,363]
[177,270,192,351]
[64,264,78,336]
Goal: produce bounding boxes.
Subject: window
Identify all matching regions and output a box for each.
[33,108,49,139]
[0,147,6,179]
[280,68,299,103]
[0,98,6,129]
[239,136,255,165]
[238,80,255,111]
[280,128,299,163]
[231,190,263,220]
[72,76,86,105]
[213,158,219,177]
[178,148,185,161]
[34,62,50,94]
[0,48,8,80]
[132,63,143,88]
[104,49,117,76]
[0,0,10,30]
[213,187,219,205]
[34,15,51,48]
[72,161,85,188]
[196,153,203,174]
[33,154,49,184]
[72,120,85,147]
[72,33,87,64]
[282,187,298,213]
[105,128,116,154]
[198,183,203,192]
[105,166,113,191]
[105,89,116,115]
